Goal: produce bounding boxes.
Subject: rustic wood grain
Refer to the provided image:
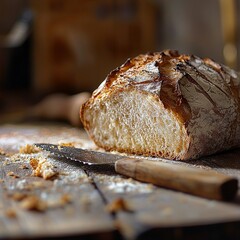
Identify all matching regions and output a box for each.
[0,123,116,239]
[1,123,240,240]
[87,148,240,239]
[88,168,240,239]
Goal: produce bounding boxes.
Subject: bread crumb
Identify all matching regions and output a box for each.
[0,148,7,156]
[19,195,47,212]
[3,161,9,166]
[60,194,72,205]
[19,164,29,169]
[9,192,28,201]
[106,198,132,213]
[58,142,76,148]
[30,158,58,180]
[31,181,45,188]
[19,144,41,154]
[0,178,4,183]
[5,208,17,218]
[30,158,38,169]
[7,171,20,178]
[0,148,11,157]
[9,192,49,212]
[48,194,72,208]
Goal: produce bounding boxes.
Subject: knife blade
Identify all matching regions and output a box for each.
[34,143,238,201]
[34,143,123,165]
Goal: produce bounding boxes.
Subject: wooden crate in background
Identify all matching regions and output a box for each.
[31,0,157,95]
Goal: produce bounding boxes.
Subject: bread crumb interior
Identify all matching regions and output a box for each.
[85,90,188,159]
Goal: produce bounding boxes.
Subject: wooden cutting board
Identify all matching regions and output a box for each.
[1,123,240,240]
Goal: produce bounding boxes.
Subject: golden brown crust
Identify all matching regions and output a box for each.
[80,50,240,160]
[100,51,191,121]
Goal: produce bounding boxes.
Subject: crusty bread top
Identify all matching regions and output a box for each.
[80,50,240,159]
[89,50,239,126]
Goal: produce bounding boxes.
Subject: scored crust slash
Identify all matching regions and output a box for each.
[80,50,240,160]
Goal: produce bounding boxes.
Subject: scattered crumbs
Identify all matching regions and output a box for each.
[60,193,72,205]
[30,158,58,180]
[9,191,70,212]
[54,170,90,185]
[19,195,47,212]
[7,171,20,178]
[5,208,17,218]
[0,148,11,157]
[0,148,6,156]
[31,181,45,188]
[106,198,132,213]
[9,155,20,163]
[3,161,10,166]
[47,194,72,208]
[10,153,32,163]
[19,144,41,154]
[19,164,29,169]
[30,158,38,169]
[0,178,4,183]
[9,192,27,201]
[58,142,76,148]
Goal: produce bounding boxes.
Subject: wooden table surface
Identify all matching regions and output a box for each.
[1,123,240,240]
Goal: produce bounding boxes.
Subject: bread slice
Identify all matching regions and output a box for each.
[80,50,240,160]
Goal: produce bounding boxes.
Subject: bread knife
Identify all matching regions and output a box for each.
[34,143,238,201]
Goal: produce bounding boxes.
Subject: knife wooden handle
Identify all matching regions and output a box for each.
[115,158,238,201]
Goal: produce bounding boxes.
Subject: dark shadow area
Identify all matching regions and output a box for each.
[137,221,240,240]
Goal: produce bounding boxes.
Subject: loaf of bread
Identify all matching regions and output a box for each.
[80,50,240,160]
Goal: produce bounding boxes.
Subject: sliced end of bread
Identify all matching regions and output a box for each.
[81,88,190,160]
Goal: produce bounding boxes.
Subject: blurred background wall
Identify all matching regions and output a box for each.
[0,0,239,113]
